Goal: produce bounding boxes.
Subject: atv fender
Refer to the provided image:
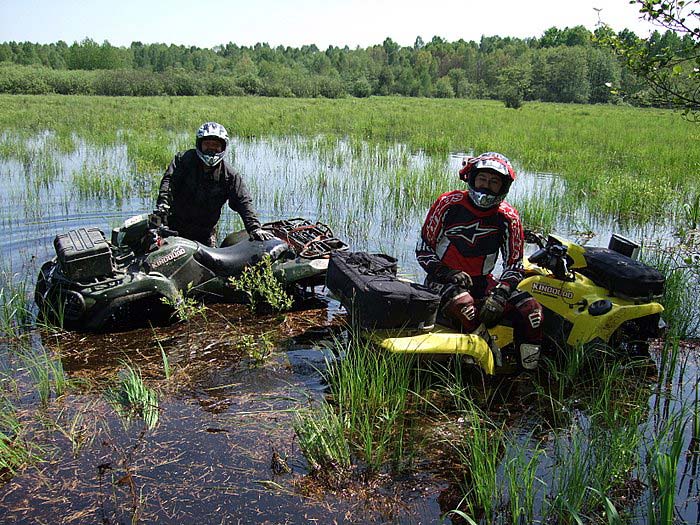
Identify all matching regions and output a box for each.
[368,325,503,375]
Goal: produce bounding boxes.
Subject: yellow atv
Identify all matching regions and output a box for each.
[328,232,665,375]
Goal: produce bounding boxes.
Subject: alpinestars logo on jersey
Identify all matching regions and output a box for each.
[446,221,498,246]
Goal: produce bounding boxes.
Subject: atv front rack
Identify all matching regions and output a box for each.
[263,218,348,258]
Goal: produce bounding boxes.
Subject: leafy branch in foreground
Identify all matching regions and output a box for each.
[599,0,700,120]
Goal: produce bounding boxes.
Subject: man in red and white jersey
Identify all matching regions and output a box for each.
[416,152,543,370]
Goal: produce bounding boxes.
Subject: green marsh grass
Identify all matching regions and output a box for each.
[0,396,33,475]
[71,162,133,202]
[44,402,99,458]
[503,441,543,525]
[643,245,700,339]
[450,398,505,522]
[321,334,416,473]
[18,345,70,405]
[105,363,159,430]
[646,412,687,525]
[293,402,352,475]
[0,268,36,338]
[1,95,698,228]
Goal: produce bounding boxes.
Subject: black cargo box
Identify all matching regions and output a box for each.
[326,251,440,330]
[54,228,113,281]
[581,247,665,300]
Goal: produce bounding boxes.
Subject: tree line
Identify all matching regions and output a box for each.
[0,25,695,107]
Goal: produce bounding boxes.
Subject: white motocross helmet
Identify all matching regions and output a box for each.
[458,152,516,209]
[195,122,229,167]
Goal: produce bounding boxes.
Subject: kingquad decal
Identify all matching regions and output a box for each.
[151,246,186,269]
[531,281,574,300]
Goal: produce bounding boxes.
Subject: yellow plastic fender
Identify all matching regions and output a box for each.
[368,324,514,376]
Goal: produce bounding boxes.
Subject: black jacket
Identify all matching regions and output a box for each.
[156,149,261,242]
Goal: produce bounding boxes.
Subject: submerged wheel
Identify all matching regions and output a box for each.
[34,261,55,308]
[609,319,653,358]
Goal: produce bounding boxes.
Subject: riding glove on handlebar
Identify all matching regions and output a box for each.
[480,284,510,327]
[148,204,170,229]
[249,228,276,241]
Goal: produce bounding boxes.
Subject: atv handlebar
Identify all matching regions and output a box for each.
[524,229,546,248]
[528,242,573,281]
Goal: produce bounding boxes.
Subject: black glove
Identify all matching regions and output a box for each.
[148,204,170,229]
[480,285,510,327]
[249,228,276,241]
[434,266,472,289]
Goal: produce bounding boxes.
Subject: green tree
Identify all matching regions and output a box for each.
[497,60,532,108]
[434,76,454,98]
[587,46,621,103]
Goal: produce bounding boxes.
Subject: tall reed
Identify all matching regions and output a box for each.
[449,398,504,522]
[646,412,687,525]
[18,345,69,405]
[323,334,416,472]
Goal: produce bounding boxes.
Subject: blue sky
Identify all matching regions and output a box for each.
[1,0,659,49]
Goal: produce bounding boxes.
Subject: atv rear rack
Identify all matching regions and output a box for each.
[263,218,348,258]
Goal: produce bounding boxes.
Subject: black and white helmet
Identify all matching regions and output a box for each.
[195,122,229,167]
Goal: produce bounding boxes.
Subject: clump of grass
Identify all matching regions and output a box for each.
[325,335,416,472]
[504,440,544,525]
[105,364,159,430]
[294,335,416,477]
[228,255,293,313]
[71,162,132,202]
[0,396,35,475]
[18,345,70,405]
[44,403,99,458]
[646,412,687,525]
[0,271,34,339]
[293,402,351,476]
[450,399,505,521]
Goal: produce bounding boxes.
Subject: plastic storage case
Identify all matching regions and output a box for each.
[54,228,113,281]
[326,251,440,330]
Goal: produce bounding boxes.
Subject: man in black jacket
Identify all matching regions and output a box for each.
[154,121,273,247]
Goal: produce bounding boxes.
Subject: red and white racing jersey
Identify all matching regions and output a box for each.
[416,190,524,290]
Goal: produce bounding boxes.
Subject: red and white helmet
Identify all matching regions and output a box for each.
[458,152,516,208]
[195,122,229,167]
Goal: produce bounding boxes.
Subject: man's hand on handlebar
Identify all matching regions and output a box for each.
[148,204,170,229]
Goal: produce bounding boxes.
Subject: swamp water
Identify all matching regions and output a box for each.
[0,132,698,523]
